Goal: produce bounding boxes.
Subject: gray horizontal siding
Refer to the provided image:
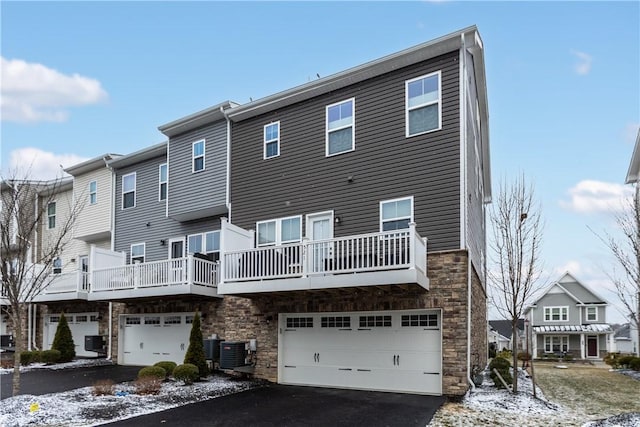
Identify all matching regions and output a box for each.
[113,154,221,263]
[230,51,461,251]
[167,120,227,218]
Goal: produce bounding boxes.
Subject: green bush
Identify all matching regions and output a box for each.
[138,365,166,381]
[40,349,61,364]
[183,312,208,378]
[618,355,635,369]
[489,357,512,389]
[563,353,573,362]
[629,357,640,372]
[496,350,512,361]
[173,363,199,385]
[20,350,41,365]
[604,352,621,368]
[154,361,177,378]
[51,313,76,362]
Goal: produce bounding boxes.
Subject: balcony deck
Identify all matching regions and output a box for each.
[32,271,90,302]
[218,227,428,295]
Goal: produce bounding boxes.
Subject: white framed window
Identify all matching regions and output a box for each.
[406,71,441,137]
[159,163,167,201]
[257,215,302,246]
[89,181,97,205]
[192,140,205,172]
[130,243,145,264]
[544,306,569,322]
[264,122,280,159]
[586,306,597,321]
[326,98,355,156]
[380,196,414,232]
[187,230,221,261]
[544,335,569,353]
[122,172,136,209]
[47,202,56,229]
[52,257,62,274]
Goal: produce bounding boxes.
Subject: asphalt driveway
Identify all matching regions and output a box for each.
[104,383,446,427]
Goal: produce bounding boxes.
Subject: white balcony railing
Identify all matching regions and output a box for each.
[42,271,90,294]
[223,226,427,283]
[91,255,218,293]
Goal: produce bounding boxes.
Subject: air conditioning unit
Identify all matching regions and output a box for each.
[0,334,14,348]
[219,341,247,369]
[203,338,222,362]
[84,335,106,352]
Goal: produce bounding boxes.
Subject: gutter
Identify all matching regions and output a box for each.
[220,105,232,222]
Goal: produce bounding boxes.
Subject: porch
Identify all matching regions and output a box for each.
[532,324,613,359]
[218,222,429,295]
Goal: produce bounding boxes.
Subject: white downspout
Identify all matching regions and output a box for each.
[27,303,32,351]
[221,105,232,223]
[107,302,113,360]
[32,304,38,350]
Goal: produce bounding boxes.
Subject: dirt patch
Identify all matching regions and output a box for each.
[533,362,640,420]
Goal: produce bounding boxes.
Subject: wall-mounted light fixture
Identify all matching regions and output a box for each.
[334,216,341,224]
[347,175,354,183]
[146,222,151,227]
[160,239,166,246]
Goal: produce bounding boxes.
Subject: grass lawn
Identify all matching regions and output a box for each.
[532,361,640,419]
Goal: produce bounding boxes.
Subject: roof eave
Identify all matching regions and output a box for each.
[107,142,167,169]
[63,154,121,176]
[158,101,238,137]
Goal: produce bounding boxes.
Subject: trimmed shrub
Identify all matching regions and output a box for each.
[489,357,512,389]
[173,363,199,385]
[51,313,75,362]
[40,349,61,364]
[517,352,532,362]
[134,376,162,395]
[604,352,621,368]
[138,365,166,381]
[496,350,512,361]
[93,379,115,396]
[629,357,640,372]
[618,355,634,369]
[20,350,41,365]
[154,361,177,378]
[183,312,208,378]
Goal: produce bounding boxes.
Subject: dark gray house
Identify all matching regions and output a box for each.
[217,26,491,396]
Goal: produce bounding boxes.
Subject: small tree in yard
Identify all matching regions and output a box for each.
[489,175,544,394]
[1,172,83,396]
[184,312,208,378]
[51,313,75,362]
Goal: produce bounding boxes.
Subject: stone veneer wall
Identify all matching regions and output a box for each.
[37,302,110,351]
[470,264,488,373]
[222,249,484,396]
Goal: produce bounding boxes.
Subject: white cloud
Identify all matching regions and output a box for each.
[4,147,89,180]
[1,57,108,123]
[570,49,593,75]
[559,180,633,214]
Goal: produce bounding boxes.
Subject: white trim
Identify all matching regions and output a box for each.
[544,306,569,322]
[130,242,145,264]
[122,172,136,209]
[305,210,335,241]
[459,46,466,251]
[47,201,56,229]
[586,306,598,322]
[325,98,355,157]
[192,139,206,173]
[168,237,185,259]
[544,335,569,353]
[158,163,168,202]
[256,215,302,247]
[263,121,281,159]
[405,70,442,137]
[379,196,414,232]
[187,230,221,255]
[586,335,599,358]
[89,180,98,205]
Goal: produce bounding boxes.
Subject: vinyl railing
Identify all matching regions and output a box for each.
[41,271,90,294]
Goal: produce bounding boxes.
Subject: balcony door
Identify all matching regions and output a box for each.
[79,255,89,291]
[306,211,334,273]
[168,238,185,283]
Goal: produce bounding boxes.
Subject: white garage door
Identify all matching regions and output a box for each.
[119,313,193,366]
[44,313,99,358]
[279,309,442,395]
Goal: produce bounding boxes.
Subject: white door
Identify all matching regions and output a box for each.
[79,255,89,291]
[279,310,442,395]
[306,212,334,273]
[44,313,99,358]
[169,239,185,283]
[120,313,192,366]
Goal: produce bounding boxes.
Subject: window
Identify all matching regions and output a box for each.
[164,316,182,325]
[401,313,438,327]
[192,140,205,172]
[586,307,597,322]
[187,231,220,261]
[89,181,97,205]
[286,317,313,328]
[130,243,145,264]
[406,71,441,136]
[359,315,392,328]
[53,257,62,274]
[47,202,56,229]
[75,315,87,322]
[122,173,136,209]
[144,316,160,325]
[544,306,569,322]
[544,336,569,353]
[257,216,302,246]
[326,98,355,156]
[49,316,60,323]
[264,122,280,159]
[321,316,351,328]
[125,316,141,325]
[380,197,413,231]
[159,163,167,201]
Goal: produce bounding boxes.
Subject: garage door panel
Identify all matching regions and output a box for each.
[121,313,191,366]
[45,313,99,358]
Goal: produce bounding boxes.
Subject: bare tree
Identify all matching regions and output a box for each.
[1,171,83,396]
[595,184,640,356]
[489,175,544,393]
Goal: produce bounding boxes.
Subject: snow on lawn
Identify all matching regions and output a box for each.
[428,368,640,427]
[0,358,114,375]
[0,374,258,426]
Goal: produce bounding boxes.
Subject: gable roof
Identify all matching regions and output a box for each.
[64,153,121,176]
[107,142,167,170]
[531,271,608,306]
[488,319,524,339]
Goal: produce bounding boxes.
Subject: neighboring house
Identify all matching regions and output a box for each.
[624,127,640,357]
[216,25,490,396]
[33,155,120,357]
[613,323,639,355]
[488,319,525,352]
[488,324,510,353]
[526,272,613,359]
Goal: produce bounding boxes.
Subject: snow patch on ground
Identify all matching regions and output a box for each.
[0,358,113,375]
[0,375,258,426]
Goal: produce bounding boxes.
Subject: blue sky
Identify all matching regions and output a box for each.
[1,1,639,322]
